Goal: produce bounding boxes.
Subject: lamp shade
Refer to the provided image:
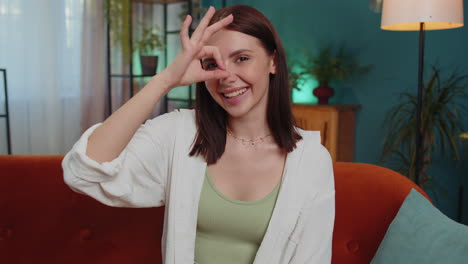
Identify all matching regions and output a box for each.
[381,0,464,31]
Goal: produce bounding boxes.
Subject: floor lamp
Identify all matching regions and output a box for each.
[381,0,464,186]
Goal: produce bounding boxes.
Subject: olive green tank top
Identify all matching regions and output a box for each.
[194,169,281,264]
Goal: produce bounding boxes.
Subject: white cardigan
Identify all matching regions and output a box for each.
[62,109,335,264]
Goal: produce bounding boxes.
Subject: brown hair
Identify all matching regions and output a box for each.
[189,5,302,164]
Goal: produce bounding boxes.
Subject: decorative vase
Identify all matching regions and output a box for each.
[140,55,158,76]
[313,82,335,104]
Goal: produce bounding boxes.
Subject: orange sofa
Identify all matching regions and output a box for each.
[0,155,429,264]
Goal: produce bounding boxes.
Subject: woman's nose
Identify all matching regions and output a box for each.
[220,62,237,82]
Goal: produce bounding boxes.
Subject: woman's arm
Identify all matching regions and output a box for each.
[86,7,232,163]
[63,110,181,207]
[86,74,169,163]
[63,7,233,207]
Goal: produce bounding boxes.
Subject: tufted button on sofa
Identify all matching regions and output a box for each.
[332,162,429,263]
[346,240,360,254]
[0,155,428,264]
[0,226,14,240]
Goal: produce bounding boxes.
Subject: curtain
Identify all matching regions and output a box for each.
[80,0,108,133]
[0,0,84,154]
[0,0,188,154]
[80,0,171,131]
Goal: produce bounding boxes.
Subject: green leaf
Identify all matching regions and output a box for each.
[380,65,468,187]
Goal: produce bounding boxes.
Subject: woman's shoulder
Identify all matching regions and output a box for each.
[153,108,195,121]
[295,127,331,162]
[176,108,196,118]
[145,108,195,127]
[295,127,321,145]
[138,109,197,141]
[294,128,334,193]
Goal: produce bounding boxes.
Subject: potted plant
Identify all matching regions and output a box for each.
[304,46,372,104]
[104,0,164,74]
[287,55,306,94]
[459,132,468,156]
[178,0,206,27]
[289,70,304,93]
[104,0,132,63]
[380,66,468,190]
[133,23,164,76]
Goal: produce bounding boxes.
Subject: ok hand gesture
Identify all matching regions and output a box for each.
[160,6,233,89]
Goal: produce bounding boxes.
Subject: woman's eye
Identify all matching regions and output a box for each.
[204,62,218,71]
[236,56,249,62]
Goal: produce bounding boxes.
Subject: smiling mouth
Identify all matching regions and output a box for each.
[223,87,248,98]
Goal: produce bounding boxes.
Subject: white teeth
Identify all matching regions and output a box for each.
[224,88,247,98]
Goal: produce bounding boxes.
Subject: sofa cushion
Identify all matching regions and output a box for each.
[0,155,165,264]
[371,188,468,264]
[331,162,429,264]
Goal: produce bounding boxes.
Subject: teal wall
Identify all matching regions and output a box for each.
[205,0,468,223]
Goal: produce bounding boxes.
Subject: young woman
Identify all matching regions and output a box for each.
[63,5,335,264]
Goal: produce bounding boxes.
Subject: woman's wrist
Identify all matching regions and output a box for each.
[149,71,175,95]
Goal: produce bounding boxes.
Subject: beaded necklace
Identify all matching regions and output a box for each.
[227,129,272,146]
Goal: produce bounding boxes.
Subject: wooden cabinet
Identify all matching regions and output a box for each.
[292,104,360,162]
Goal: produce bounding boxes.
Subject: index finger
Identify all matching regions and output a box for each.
[190,6,216,43]
[200,14,234,44]
[180,14,193,49]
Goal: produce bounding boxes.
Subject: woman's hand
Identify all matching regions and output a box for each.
[159,6,233,90]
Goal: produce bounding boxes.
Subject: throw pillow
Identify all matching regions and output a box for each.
[371,188,468,264]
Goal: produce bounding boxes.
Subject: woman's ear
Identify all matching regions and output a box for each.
[269,51,277,75]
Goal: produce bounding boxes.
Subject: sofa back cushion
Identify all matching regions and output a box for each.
[0,156,429,264]
[0,155,164,264]
[332,162,429,264]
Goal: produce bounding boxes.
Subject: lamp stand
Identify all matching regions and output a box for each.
[415,22,425,186]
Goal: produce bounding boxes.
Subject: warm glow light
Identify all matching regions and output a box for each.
[381,0,464,31]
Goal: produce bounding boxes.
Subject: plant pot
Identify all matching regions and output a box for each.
[313,82,335,104]
[140,55,158,76]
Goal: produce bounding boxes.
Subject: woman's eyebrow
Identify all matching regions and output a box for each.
[201,49,253,63]
[228,49,253,58]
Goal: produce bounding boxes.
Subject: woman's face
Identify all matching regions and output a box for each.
[202,29,276,119]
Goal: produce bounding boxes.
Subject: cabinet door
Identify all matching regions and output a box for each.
[292,105,339,161]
